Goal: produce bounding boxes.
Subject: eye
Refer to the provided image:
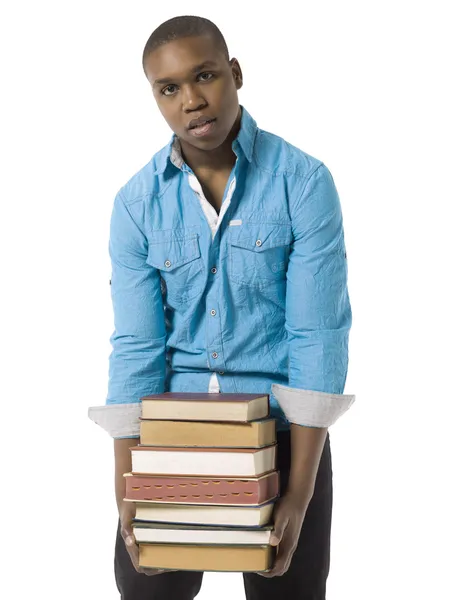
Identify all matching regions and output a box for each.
[198,72,214,82]
[161,84,178,96]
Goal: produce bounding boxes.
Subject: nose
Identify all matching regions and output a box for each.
[182,84,207,113]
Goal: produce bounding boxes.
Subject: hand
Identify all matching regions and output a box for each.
[119,501,176,576]
[257,490,312,578]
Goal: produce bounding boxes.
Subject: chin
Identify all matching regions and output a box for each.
[183,134,226,151]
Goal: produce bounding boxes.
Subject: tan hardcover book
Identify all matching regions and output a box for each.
[124,471,280,505]
[140,392,269,422]
[133,499,275,526]
[130,444,277,477]
[139,418,276,448]
[139,543,275,572]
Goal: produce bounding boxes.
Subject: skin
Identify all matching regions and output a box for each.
[115,438,173,576]
[118,34,329,579]
[143,35,243,212]
[256,425,328,577]
[143,34,243,174]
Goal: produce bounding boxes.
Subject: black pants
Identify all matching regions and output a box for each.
[114,430,333,599]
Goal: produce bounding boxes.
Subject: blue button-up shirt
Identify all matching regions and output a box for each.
[103,106,352,434]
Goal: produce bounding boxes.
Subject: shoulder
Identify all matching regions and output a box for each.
[253,127,324,181]
[117,143,175,207]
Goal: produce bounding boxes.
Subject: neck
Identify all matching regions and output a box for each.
[179,107,242,173]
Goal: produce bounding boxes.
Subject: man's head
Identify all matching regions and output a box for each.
[142,16,243,152]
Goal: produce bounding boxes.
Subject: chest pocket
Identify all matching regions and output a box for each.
[146,230,205,306]
[228,222,293,287]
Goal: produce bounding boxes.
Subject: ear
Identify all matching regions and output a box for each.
[229,58,243,90]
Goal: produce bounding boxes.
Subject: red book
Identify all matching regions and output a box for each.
[124,471,279,505]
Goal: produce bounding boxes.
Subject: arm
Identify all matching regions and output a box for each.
[262,163,355,577]
[88,190,168,575]
[114,437,170,575]
[280,162,354,485]
[88,189,167,438]
[274,162,354,425]
[114,438,134,512]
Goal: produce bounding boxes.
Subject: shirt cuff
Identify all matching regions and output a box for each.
[271,384,355,428]
[88,403,142,438]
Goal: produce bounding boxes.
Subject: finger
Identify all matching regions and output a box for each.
[121,526,178,576]
[142,568,179,576]
[127,542,143,573]
[269,546,296,577]
[121,528,143,573]
[263,532,296,578]
[142,568,167,576]
[121,521,135,545]
[121,519,136,551]
[257,533,289,578]
[279,528,303,576]
[276,521,304,576]
[269,513,290,547]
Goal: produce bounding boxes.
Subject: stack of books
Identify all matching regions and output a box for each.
[123,392,279,572]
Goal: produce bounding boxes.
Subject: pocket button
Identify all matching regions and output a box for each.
[255,239,262,247]
[164,260,171,268]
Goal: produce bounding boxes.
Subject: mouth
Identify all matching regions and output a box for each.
[187,117,217,138]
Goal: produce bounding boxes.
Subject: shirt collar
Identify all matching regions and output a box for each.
[154,105,257,175]
[232,105,257,163]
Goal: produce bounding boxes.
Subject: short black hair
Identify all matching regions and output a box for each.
[142,15,230,71]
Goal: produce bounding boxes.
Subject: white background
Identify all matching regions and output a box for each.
[2,1,448,598]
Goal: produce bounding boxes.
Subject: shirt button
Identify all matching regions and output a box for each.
[211,267,218,274]
[212,352,218,359]
[210,309,216,316]
[164,260,171,268]
[218,371,225,375]
[255,239,262,247]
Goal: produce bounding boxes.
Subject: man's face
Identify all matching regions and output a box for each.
[144,35,243,151]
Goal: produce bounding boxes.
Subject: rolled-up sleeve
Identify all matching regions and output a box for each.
[88,190,166,438]
[271,163,355,427]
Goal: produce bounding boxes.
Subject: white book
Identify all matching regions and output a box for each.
[132,523,272,545]
[134,500,274,527]
[130,444,277,477]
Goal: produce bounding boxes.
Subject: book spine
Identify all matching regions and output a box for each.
[125,474,279,504]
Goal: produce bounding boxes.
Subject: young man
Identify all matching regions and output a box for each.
[89,15,355,600]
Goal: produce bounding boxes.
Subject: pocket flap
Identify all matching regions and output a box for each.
[147,233,201,271]
[229,223,292,252]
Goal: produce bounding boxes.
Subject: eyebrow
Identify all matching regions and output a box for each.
[153,61,219,87]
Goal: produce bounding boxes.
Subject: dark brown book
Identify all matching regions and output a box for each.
[124,471,279,505]
[130,444,277,477]
[139,418,276,448]
[140,392,269,422]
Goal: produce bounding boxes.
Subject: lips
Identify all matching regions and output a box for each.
[187,116,216,130]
